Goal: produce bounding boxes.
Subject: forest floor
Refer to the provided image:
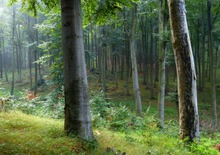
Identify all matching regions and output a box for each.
[0,111,219,155]
[0,71,219,154]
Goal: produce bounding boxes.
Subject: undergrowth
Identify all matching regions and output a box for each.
[0,91,219,154]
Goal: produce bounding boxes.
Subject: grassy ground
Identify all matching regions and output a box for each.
[0,111,219,155]
[0,70,219,154]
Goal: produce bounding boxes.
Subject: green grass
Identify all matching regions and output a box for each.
[0,111,219,155]
[0,69,219,154]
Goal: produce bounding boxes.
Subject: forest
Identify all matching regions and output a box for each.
[0,0,220,154]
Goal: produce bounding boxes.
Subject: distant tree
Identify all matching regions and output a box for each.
[11,6,16,95]
[207,0,217,123]
[168,0,199,141]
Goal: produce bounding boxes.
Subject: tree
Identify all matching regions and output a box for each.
[10,6,16,95]
[207,0,217,123]
[168,0,199,141]
[10,0,94,140]
[130,3,142,116]
[61,0,94,140]
[158,0,168,128]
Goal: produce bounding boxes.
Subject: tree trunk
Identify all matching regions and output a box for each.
[28,16,32,90]
[158,0,168,128]
[61,0,94,140]
[149,17,155,99]
[168,0,199,142]
[207,0,217,122]
[2,36,8,82]
[34,18,38,96]
[11,7,16,96]
[130,3,142,116]
[140,16,147,85]
[0,36,3,79]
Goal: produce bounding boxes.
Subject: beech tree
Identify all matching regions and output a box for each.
[130,3,142,116]
[158,0,168,128]
[61,0,94,140]
[10,0,94,140]
[168,0,199,141]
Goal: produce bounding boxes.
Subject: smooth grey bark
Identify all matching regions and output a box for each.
[0,35,3,79]
[130,3,142,116]
[158,0,168,128]
[10,6,16,96]
[28,16,33,90]
[168,0,199,141]
[61,0,94,140]
[17,24,22,80]
[34,18,38,96]
[1,36,8,82]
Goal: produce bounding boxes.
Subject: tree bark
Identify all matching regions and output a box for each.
[207,0,217,122]
[34,18,38,96]
[130,3,142,116]
[11,6,16,96]
[149,17,155,99]
[1,36,8,82]
[158,0,168,128]
[0,35,3,79]
[61,0,94,140]
[28,16,33,90]
[168,0,199,142]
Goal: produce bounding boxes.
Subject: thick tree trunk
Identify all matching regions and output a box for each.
[130,3,142,116]
[168,0,199,142]
[61,0,94,140]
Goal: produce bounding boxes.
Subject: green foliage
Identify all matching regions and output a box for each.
[5,89,64,119]
[1,93,220,155]
[9,0,59,16]
[83,0,134,26]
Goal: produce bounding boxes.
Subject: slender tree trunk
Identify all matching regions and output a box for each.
[140,16,147,85]
[0,36,3,79]
[115,53,118,88]
[196,20,202,90]
[102,47,107,97]
[168,0,199,142]
[207,0,217,122]
[98,28,102,83]
[124,11,130,96]
[201,4,206,92]
[18,25,22,80]
[2,36,8,82]
[149,17,155,99]
[130,3,142,116]
[11,7,16,96]
[34,18,38,96]
[61,0,94,140]
[28,16,33,90]
[120,45,124,80]
[158,0,168,128]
